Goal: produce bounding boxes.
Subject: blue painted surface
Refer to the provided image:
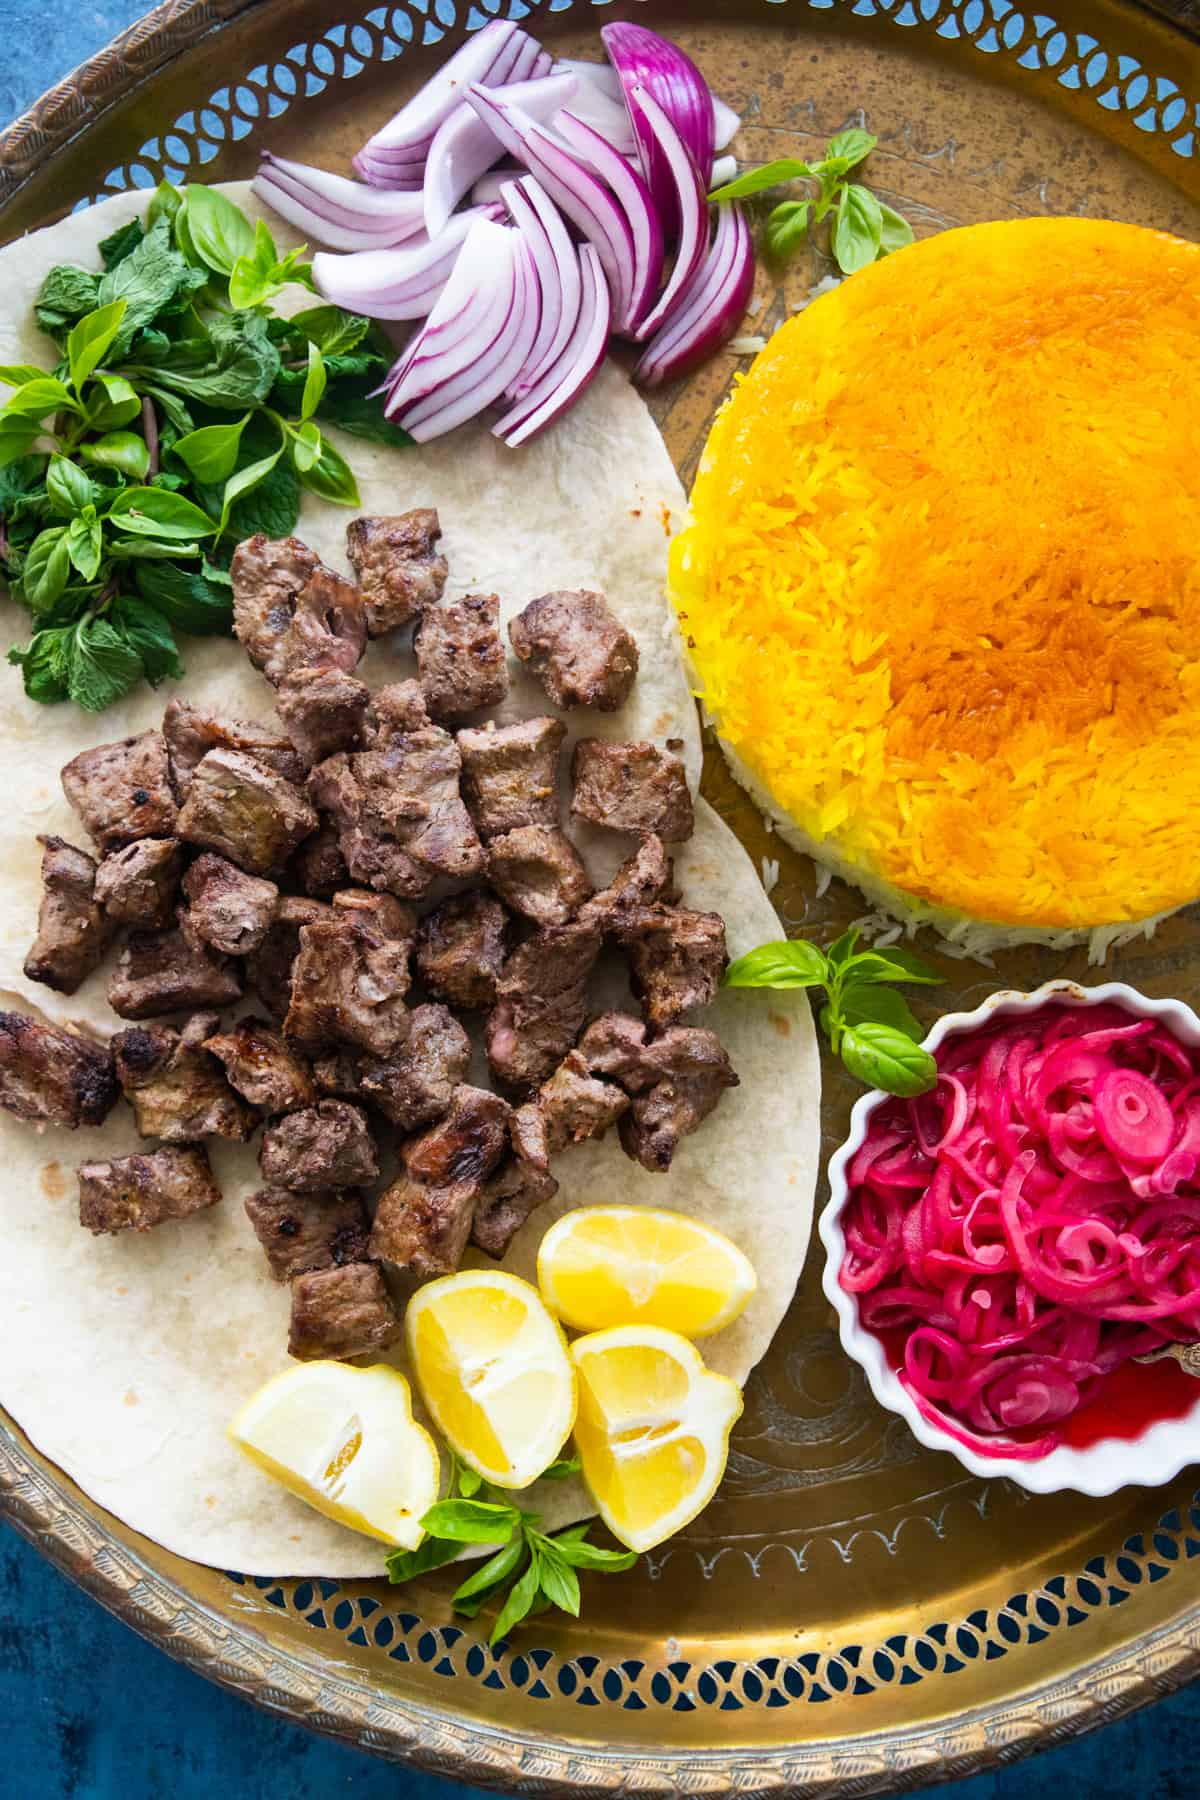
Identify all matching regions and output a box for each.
[4,8,1200,1797]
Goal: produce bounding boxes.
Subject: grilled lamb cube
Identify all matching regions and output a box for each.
[288,1261,401,1362]
[287,823,349,900]
[571,740,694,842]
[78,1145,220,1235]
[178,747,318,876]
[284,895,413,1058]
[457,716,565,840]
[509,589,638,712]
[580,834,673,931]
[204,1016,316,1116]
[181,854,279,956]
[369,1084,511,1276]
[0,1010,118,1129]
[470,1147,559,1259]
[312,1050,367,1100]
[94,837,182,928]
[245,896,331,1019]
[108,925,242,1019]
[24,835,110,995]
[230,534,366,685]
[345,509,448,635]
[619,1027,739,1172]
[275,666,372,767]
[530,1049,629,1152]
[414,592,508,720]
[244,1185,370,1282]
[113,1013,256,1142]
[259,1099,379,1193]
[486,825,593,926]
[485,921,600,1090]
[162,697,306,800]
[577,1012,654,1088]
[616,904,727,1029]
[359,1003,470,1131]
[366,679,434,743]
[414,890,508,1011]
[61,731,177,853]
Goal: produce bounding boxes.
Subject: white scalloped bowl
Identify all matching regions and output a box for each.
[819,978,1200,1496]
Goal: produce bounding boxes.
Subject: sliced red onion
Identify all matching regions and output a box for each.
[551,59,636,154]
[311,207,499,320]
[470,165,523,207]
[601,21,715,227]
[500,177,582,397]
[253,154,426,251]
[423,71,576,239]
[495,243,611,447]
[710,153,737,190]
[405,244,539,436]
[551,109,662,337]
[626,86,708,341]
[635,201,754,386]
[712,95,741,152]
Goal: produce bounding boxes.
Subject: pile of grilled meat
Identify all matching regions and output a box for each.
[2,511,738,1363]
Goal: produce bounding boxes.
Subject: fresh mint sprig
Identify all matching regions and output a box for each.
[724,926,941,1096]
[386,1455,637,1645]
[709,128,914,274]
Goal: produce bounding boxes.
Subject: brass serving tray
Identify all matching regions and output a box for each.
[2,1,1199,1790]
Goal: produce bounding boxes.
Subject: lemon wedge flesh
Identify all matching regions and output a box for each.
[229,1361,439,1548]
[406,1269,576,1489]
[538,1205,758,1337]
[571,1326,743,1552]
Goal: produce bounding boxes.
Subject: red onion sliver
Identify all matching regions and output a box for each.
[423,72,576,239]
[500,176,582,397]
[311,208,497,320]
[387,221,520,411]
[711,94,741,151]
[628,85,709,341]
[363,20,521,156]
[495,242,611,447]
[635,201,754,385]
[253,156,426,251]
[552,108,663,339]
[601,20,716,221]
[551,59,637,153]
[399,234,541,441]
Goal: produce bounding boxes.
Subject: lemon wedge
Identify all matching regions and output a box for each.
[406,1269,576,1489]
[570,1326,743,1552]
[538,1205,758,1337]
[229,1361,439,1548]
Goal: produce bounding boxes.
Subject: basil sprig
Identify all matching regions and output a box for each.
[709,128,914,274]
[386,1455,637,1645]
[724,926,941,1096]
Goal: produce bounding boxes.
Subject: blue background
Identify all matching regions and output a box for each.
[3,8,1200,1796]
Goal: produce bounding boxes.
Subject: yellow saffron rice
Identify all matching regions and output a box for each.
[671,218,1200,941]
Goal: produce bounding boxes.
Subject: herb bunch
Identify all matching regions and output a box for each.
[0,182,408,713]
[710,128,914,273]
[386,1455,637,1645]
[724,927,941,1096]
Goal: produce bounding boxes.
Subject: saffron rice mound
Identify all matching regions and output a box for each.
[670,218,1200,954]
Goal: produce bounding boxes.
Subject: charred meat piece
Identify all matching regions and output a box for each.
[0,1011,117,1128]
[231,534,366,685]
[509,589,639,713]
[529,1050,629,1153]
[580,834,673,932]
[346,509,448,636]
[246,896,330,1019]
[366,679,434,744]
[162,698,306,800]
[470,1147,558,1259]
[619,1027,739,1172]
[312,1050,366,1100]
[24,835,110,995]
[486,825,593,926]
[178,747,318,877]
[78,1145,220,1235]
[244,1186,370,1282]
[616,904,727,1029]
[205,1016,316,1116]
[94,838,182,928]
[284,898,413,1059]
[369,1084,510,1276]
[414,891,508,1011]
[577,1012,654,1089]
[108,925,242,1019]
[359,1003,470,1131]
[288,1261,401,1362]
[61,731,177,854]
[260,1099,379,1193]
[571,740,694,842]
[486,920,600,1090]
[414,592,508,720]
[457,717,565,841]
[181,854,278,957]
[275,666,371,767]
[287,824,349,900]
[113,1013,256,1142]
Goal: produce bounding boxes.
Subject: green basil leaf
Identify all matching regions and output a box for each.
[451,1536,526,1607]
[216,455,300,541]
[418,1498,520,1543]
[821,128,877,171]
[81,431,151,481]
[833,981,924,1043]
[34,264,101,338]
[65,513,103,582]
[764,199,812,261]
[97,218,145,271]
[489,1557,542,1646]
[290,419,322,474]
[109,537,201,561]
[708,157,815,202]
[453,1457,482,1498]
[45,457,98,518]
[108,595,183,684]
[216,445,282,536]
[287,304,370,356]
[877,200,915,256]
[8,628,73,703]
[532,1543,580,1617]
[147,180,183,230]
[228,218,278,310]
[22,527,72,610]
[170,414,250,484]
[107,486,215,539]
[550,1535,638,1572]
[385,1533,465,1585]
[300,341,327,422]
[297,432,360,506]
[2,376,77,421]
[723,939,828,990]
[86,373,142,430]
[133,560,233,634]
[179,185,257,277]
[0,364,49,390]
[0,419,42,469]
[539,1457,581,1482]
[66,615,144,712]
[840,1022,938,1097]
[841,946,941,986]
[826,926,861,968]
[832,183,883,275]
[67,300,129,394]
